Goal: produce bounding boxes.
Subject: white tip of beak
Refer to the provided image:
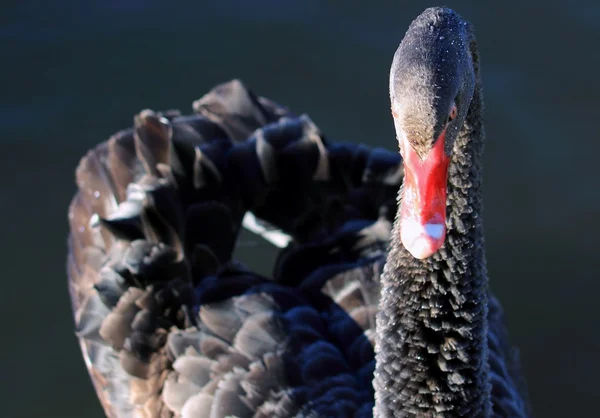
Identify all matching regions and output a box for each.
[400,220,446,259]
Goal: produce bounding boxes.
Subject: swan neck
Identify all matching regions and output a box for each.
[374,59,490,417]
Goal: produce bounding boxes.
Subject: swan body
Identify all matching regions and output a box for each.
[67,7,530,418]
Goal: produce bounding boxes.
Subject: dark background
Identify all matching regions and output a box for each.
[2,1,598,417]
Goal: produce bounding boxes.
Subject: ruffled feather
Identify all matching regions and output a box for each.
[67,80,527,418]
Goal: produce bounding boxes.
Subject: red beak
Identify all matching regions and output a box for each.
[399,128,451,259]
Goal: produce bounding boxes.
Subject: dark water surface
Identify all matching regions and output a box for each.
[2,1,598,417]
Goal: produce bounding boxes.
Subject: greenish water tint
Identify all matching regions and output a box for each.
[1,1,598,417]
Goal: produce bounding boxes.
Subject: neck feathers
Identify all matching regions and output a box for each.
[374,34,490,417]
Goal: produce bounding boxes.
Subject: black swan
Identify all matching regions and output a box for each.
[67,7,530,418]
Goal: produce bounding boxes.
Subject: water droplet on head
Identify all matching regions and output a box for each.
[94,191,100,198]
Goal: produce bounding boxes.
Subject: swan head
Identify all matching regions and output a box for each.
[390,7,476,259]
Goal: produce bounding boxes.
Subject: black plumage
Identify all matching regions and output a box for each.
[67,7,530,418]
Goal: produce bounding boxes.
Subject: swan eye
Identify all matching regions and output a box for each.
[448,104,458,122]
